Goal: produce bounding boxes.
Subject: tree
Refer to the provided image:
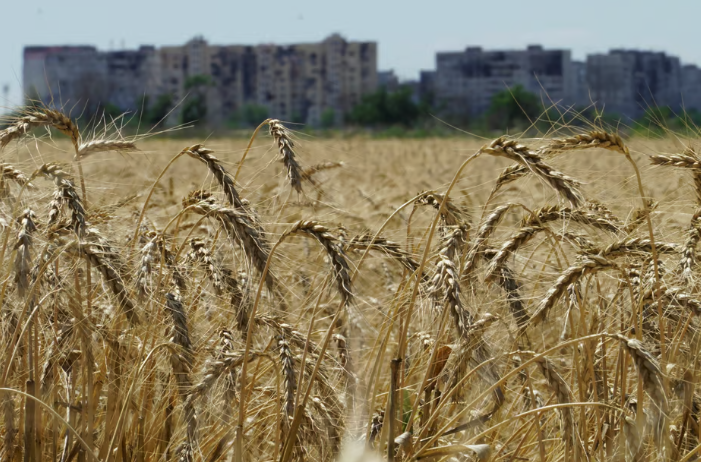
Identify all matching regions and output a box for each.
[485,85,542,130]
[348,86,420,127]
[144,94,174,125]
[180,75,212,125]
[320,108,336,128]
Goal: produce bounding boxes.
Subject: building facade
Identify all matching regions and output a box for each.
[23,34,378,126]
[585,50,683,118]
[434,45,576,118]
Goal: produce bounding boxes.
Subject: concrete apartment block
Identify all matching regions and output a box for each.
[434,45,575,118]
[23,34,377,127]
[682,65,701,113]
[586,50,682,118]
[24,45,160,115]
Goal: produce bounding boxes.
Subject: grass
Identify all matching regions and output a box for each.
[0,108,701,461]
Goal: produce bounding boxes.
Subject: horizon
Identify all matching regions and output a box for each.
[3,0,701,109]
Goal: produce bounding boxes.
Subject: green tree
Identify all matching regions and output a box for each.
[348,86,420,127]
[242,104,269,126]
[485,85,541,130]
[320,108,336,128]
[180,75,212,125]
[144,94,174,125]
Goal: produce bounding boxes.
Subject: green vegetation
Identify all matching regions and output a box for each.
[484,85,542,130]
[228,104,269,128]
[348,86,421,127]
[181,75,212,125]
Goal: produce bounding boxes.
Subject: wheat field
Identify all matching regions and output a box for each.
[0,110,700,462]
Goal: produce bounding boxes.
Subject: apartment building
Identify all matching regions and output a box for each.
[434,45,577,118]
[586,49,683,118]
[23,34,378,126]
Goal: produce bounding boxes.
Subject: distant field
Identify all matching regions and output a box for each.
[1,116,700,462]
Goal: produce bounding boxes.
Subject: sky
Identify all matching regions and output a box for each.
[2,0,700,109]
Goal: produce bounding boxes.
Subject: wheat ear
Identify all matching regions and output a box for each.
[13,209,36,297]
[75,139,136,159]
[67,230,139,324]
[345,232,420,275]
[416,191,471,227]
[594,237,679,258]
[184,190,275,292]
[0,108,80,151]
[268,119,303,193]
[481,137,584,207]
[282,220,353,305]
[38,163,86,236]
[428,226,474,338]
[463,203,514,279]
[677,208,701,283]
[0,163,35,189]
[530,255,618,325]
[483,248,530,327]
[185,144,250,211]
[484,205,618,282]
[545,130,629,155]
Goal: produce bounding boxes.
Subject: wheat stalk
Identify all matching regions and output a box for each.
[13,209,36,298]
[612,333,669,447]
[165,293,198,457]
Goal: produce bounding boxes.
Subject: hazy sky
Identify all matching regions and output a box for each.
[2,0,700,108]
